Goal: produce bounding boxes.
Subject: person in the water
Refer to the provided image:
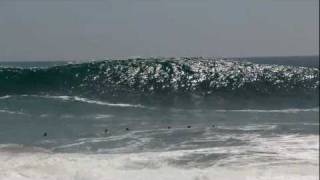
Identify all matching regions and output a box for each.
[43,132,47,137]
[126,128,130,131]
[187,125,191,128]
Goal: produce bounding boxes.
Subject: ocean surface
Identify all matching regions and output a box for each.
[0,56,319,180]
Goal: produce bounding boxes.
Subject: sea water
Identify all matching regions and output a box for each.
[0,57,318,180]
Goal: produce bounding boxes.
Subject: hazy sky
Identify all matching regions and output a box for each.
[0,0,318,61]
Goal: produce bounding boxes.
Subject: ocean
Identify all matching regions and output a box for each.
[0,56,319,180]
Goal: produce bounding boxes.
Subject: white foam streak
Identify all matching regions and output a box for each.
[0,109,25,115]
[32,95,145,108]
[73,96,144,108]
[0,95,11,99]
[94,114,113,119]
[216,108,319,113]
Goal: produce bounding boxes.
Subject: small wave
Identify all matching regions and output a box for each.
[0,109,25,115]
[217,125,278,131]
[0,95,11,99]
[94,114,113,119]
[216,108,319,113]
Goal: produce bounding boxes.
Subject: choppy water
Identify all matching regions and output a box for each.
[0,57,319,180]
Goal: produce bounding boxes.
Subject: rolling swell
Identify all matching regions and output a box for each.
[0,57,318,108]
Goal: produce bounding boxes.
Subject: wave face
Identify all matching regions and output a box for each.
[0,57,318,107]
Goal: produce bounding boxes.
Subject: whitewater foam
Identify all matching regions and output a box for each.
[0,152,315,180]
[0,134,318,180]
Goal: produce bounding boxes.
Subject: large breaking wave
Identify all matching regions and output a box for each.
[0,57,318,108]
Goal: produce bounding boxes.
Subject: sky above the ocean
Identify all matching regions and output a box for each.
[0,0,318,61]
